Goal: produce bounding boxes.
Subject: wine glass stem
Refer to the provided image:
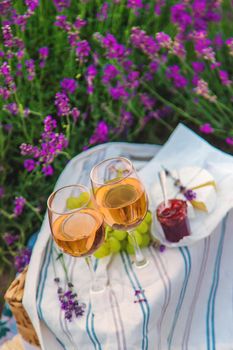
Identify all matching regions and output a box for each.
[128,230,148,268]
[85,256,103,292]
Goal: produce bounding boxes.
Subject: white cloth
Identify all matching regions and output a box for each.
[23,125,233,350]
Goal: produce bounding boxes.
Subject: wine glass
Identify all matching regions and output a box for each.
[47,184,105,292]
[90,157,149,268]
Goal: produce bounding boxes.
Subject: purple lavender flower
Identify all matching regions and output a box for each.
[97,2,108,21]
[20,143,40,157]
[166,65,187,89]
[102,34,126,60]
[43,115,57,132]
[226,137,233,146]
[25,59,35,81]
[4,102,18,115]
[159,244,166,253]
[24,159,36,172]
[42,164,54,176]
[0,0,12,16]
[53,0,70,12]
[55,92,70,116]
[131,27,159,58]
[0,87,11,100]
[3,233,19,246]
[2,24,14,48]
[14,196,26,217]
[192,61,205,74]
[89,121,109,145]
[0,186,4,198]
[3,123,13,132]
[14,248,31,273]
[214,34,223,49]
[56,281,86,322]
[171,3,192,31]
[184,189,197,201]
[76,40,91,62]
[102,64,119,84]
[219,70,231,86]
[173,38,186,59]
[127,0,143,10]
[71,107,80,122]
[60,78,77,94]
[25,0,39,12]
[54,15,70,31]
[74,17,87,29]
[156,32,172,49]
[38,46,49,59]
[39,47,49,68]
[120,110,133,128]
[140,93,155,110]
[194,79,216,102]
[199,123,214,134]
[127,70,140,89]
[154,0,165,15]
[109,83,129,100]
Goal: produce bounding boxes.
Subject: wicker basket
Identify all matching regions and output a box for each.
[4,267,40,348]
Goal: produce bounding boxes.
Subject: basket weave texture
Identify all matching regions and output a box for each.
[4,267,40,347]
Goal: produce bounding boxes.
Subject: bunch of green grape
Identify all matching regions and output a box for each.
[94,212,152,259]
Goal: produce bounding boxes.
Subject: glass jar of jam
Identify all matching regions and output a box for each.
[156,199,191,243]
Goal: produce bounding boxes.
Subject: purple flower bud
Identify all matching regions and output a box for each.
[24,159,36,172]
[14,248,31,272]
[13,196,26,217]
[60,78,77,94]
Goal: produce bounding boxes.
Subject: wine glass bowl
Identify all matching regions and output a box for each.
[90,157,149,267]
[47,185,105,258]
[90,157,148,231]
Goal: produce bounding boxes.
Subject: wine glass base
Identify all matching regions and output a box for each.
[135,258,149,268]
[90,285,106,294]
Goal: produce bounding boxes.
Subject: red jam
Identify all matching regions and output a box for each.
[156,199,191,243]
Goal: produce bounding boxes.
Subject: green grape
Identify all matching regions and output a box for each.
[137,222,148,234]
[128,231,142,246]
[121,239,128,251]
[140,234,151,247]
[108,237,121,253]
[105,225,113,239]
[66,197,81,210]
[112,230,127,241]
[144,211,152,224]
[126,243,135,255]
[94,242,110,259]
[78,192,90,205]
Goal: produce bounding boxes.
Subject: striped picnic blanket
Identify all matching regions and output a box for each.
[23,124,233,350]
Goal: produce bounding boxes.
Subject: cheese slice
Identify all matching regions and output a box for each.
[177,167,217,213]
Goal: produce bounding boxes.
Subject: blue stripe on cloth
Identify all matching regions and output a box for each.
[125,253,150,350]
[120,252,147,350]
[86,259,102,350]
[168,247,191,349]
[37,240,66,350]
[36,239,51,320]
[206,214,228,350]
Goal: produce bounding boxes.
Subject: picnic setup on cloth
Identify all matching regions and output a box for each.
[4,124,233,350]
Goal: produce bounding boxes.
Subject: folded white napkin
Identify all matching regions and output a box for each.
[139,124,233,246]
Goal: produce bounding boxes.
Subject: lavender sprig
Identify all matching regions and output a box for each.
[54,278,86,322]
[163,167,196,201]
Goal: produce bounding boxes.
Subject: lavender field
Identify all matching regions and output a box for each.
[0,0,233,290]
